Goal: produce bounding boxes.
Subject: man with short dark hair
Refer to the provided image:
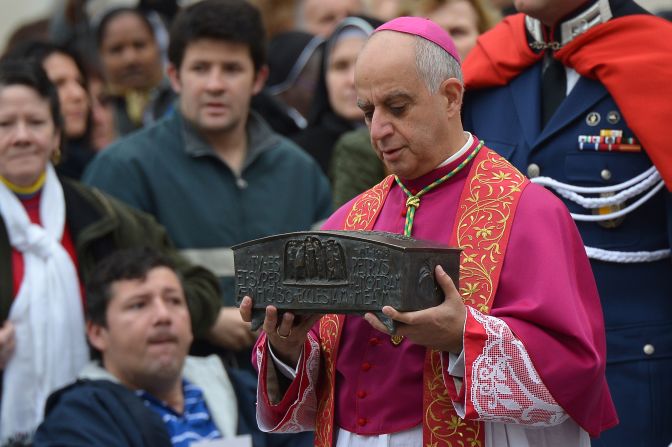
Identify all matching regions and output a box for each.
[33,247,302,447]
[84,0,331,369]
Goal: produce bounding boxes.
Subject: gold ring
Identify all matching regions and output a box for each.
[276,327,292,339]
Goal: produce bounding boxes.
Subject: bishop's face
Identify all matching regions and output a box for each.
[355,32,460,180]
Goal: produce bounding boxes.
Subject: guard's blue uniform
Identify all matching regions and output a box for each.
[463,54,672,447]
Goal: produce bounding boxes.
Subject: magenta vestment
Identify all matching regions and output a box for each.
[254,143,617,439]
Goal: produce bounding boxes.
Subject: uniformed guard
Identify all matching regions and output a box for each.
[462,1,672,446]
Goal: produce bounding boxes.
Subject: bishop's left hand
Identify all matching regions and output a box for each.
[364,265,466,354]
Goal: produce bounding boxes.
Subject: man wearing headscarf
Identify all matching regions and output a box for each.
[241,16,617,447]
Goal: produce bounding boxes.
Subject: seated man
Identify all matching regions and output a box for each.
[34,247,309,447]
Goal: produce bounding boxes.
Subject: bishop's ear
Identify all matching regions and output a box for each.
[440,78,464,117]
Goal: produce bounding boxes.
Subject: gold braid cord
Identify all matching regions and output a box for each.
[423,148,528,447]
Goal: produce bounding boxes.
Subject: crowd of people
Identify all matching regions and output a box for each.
[0,0,671,446]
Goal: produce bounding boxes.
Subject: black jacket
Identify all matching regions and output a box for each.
[33,369,312,447]
[0,177,220,336]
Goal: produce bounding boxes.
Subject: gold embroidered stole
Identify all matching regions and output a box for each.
[315,176,395,446]
[316,148,528,447]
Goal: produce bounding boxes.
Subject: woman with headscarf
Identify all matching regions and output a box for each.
[265,30,324,132]
[96,7,173,136]
[291,16,381,176]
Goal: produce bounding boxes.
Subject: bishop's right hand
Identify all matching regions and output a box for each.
[239,296,321,366]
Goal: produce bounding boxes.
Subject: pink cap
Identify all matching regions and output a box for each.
[375,16,461,64]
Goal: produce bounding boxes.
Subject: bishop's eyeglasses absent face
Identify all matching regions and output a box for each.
[355,32,463,180]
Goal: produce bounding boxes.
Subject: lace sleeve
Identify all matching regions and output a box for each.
[256,334,321,432]
[450,307,569,426]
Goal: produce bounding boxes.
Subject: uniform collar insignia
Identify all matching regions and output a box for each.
[526,0,613,51]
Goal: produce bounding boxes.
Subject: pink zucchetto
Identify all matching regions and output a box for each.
[374,16,461,64]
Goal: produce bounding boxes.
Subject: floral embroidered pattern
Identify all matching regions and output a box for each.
[344,176,394,230]
[423,148,528,447]
[454,149,528,312]
[424,349,481,447]
[315,314,343,447]
[468,308,568,426]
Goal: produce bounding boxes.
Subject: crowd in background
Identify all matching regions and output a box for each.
[2,0,510,194]
[0,0,671,445]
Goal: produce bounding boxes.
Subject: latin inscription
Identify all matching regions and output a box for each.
[236,244,401,309]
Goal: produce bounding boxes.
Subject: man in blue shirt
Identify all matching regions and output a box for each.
[33,247,308,447]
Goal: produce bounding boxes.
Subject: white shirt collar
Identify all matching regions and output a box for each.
[437,132,474,168]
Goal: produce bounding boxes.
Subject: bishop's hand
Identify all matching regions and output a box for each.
[239,296,322,366]
[364,265,466,354]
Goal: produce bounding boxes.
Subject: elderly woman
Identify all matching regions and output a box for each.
[3,41,95,180]
[292,16,381,176]
[0,60,220,442]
